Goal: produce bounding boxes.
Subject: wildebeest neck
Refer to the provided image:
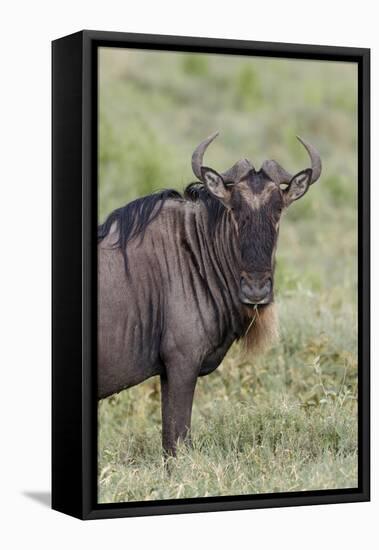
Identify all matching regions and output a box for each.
[179,202,250,336]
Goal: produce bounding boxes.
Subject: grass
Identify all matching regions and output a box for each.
[99,287,358,502]
[97,47,358,503]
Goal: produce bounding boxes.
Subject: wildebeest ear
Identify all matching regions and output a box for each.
[284,168,312,205]
[201,166,232,206]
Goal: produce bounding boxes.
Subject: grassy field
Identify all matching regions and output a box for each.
[98,48,358,503]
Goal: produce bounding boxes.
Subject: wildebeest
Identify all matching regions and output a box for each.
[98,133,322,456]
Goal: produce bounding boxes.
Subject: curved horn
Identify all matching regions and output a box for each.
[261,159,293,186]
[296,136,322,184]
[222,158,253,183]
[191,131,219,181]
[262,137,322,186]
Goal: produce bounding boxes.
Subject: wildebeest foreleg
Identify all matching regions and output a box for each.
[160,371,197,456]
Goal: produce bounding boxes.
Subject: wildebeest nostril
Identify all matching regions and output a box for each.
[254,280,271,297]
[262,278,272,293]
[240,277,252,294]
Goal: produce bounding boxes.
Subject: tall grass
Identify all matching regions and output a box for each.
[98,48,358,503]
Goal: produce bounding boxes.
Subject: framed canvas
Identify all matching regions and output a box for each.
[52,30,370,520]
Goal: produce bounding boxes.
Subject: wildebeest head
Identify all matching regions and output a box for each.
[191,133,322,306]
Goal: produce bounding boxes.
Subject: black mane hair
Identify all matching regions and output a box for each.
[183,182,226,234]
[98,183,226,269]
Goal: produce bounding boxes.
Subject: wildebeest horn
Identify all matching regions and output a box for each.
[262,137,322,186]
[222,158,253,184]
[191,132,219,181]
[296,136,322,185]
[192,132,253,184]
[261,160,293,186]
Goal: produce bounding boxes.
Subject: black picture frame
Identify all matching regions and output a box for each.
[52,30,370,520]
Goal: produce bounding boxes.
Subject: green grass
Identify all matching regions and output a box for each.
[98,48,358,503]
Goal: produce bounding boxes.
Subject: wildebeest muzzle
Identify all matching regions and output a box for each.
[239,271,273,305]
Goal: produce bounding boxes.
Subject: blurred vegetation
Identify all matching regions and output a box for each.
[98,47,358,503]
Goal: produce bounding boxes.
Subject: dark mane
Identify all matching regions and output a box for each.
[98,183,226,269]
[183,182,226,233]
[98,189,181,268]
